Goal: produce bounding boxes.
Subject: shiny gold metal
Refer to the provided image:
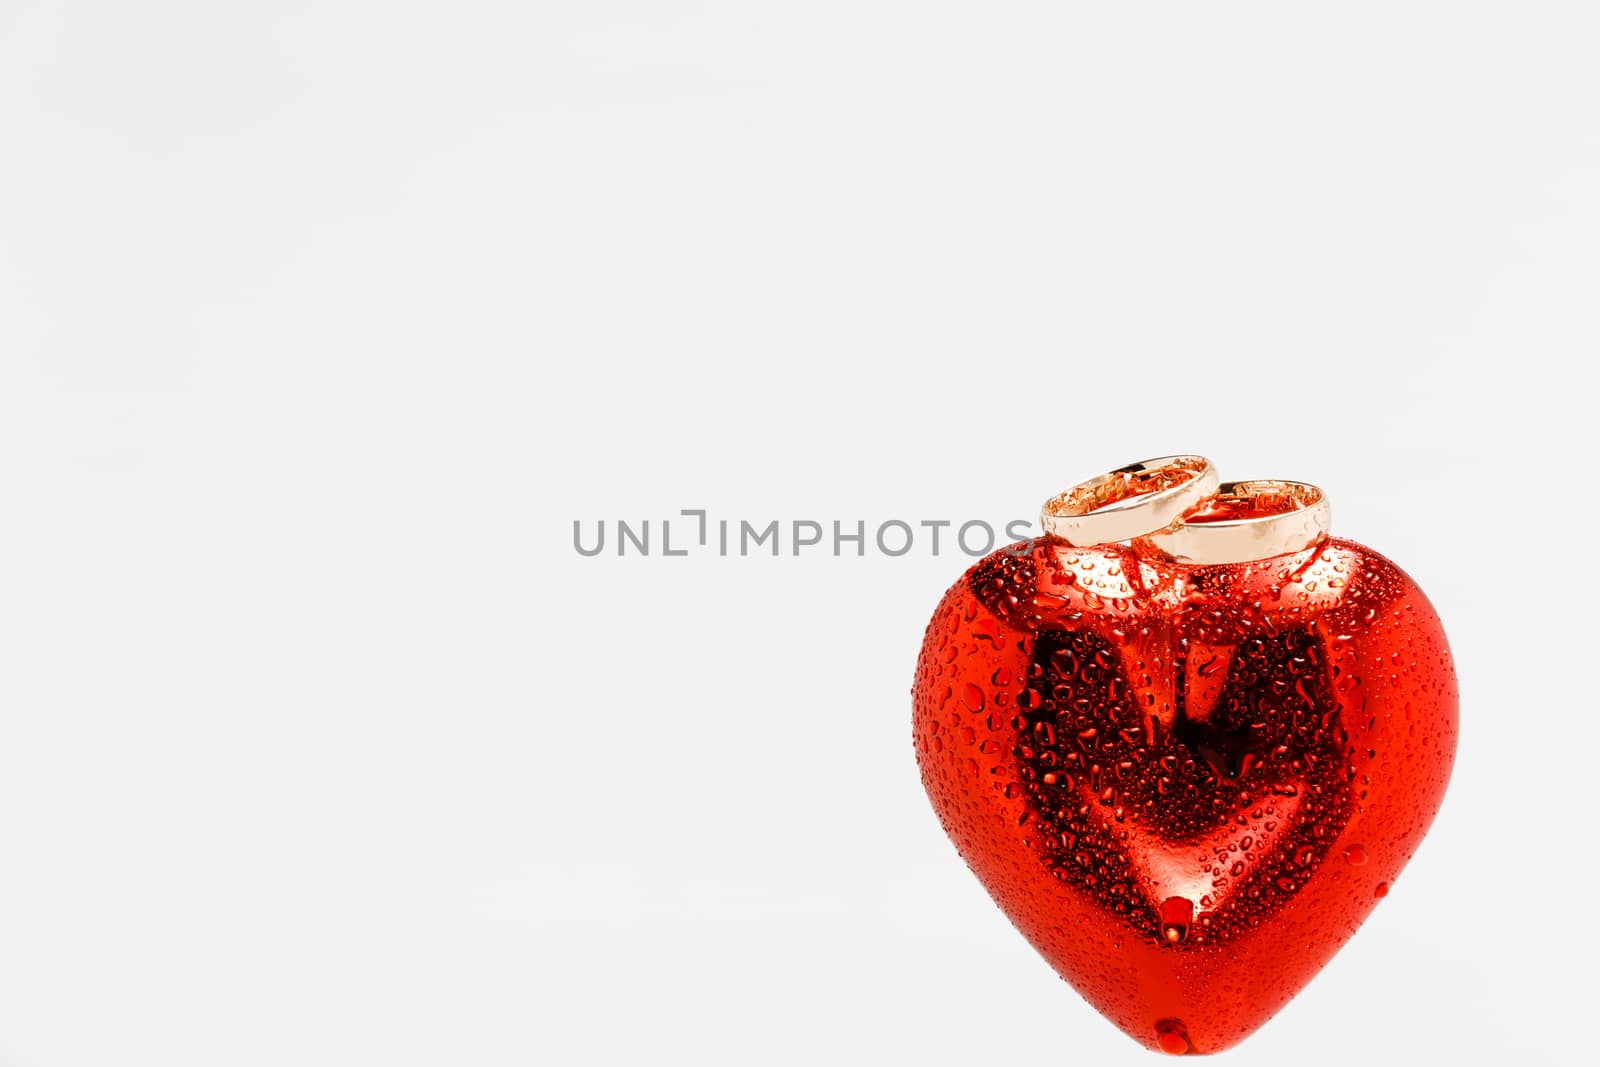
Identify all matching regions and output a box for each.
[1143,480,1330,564]
[1040,456,1220,547]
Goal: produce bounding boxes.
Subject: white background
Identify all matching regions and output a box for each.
[0,3,1594,1064]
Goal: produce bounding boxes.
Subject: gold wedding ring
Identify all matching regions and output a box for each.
[1143,480,1330,564]
[1040,456,1219,547]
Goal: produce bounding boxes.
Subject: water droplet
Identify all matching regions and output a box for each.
[1159,897,1194,944]
[1155,1018,1190,1055]
[1374,881,1390,898]
[1344,844,1368,866]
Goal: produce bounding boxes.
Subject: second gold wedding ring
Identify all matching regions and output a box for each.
[1039,456,1219,547]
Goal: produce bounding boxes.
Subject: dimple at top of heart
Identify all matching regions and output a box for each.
[919,539,1408,950]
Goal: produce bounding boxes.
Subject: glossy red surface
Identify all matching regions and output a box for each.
[912,537,1457,1054]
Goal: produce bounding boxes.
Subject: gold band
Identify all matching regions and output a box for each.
[1142,480,1330,564]
[1040,456,1219,547]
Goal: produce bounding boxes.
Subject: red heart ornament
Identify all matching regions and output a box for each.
[913,531,1456,1054]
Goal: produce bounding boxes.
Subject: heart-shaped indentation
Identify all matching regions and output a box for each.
[1016,621,1349,946]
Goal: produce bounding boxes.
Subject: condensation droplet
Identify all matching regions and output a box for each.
[1155,1018,1191,1055]
[1159,896,1194,944]
[1344,844,1368,866]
